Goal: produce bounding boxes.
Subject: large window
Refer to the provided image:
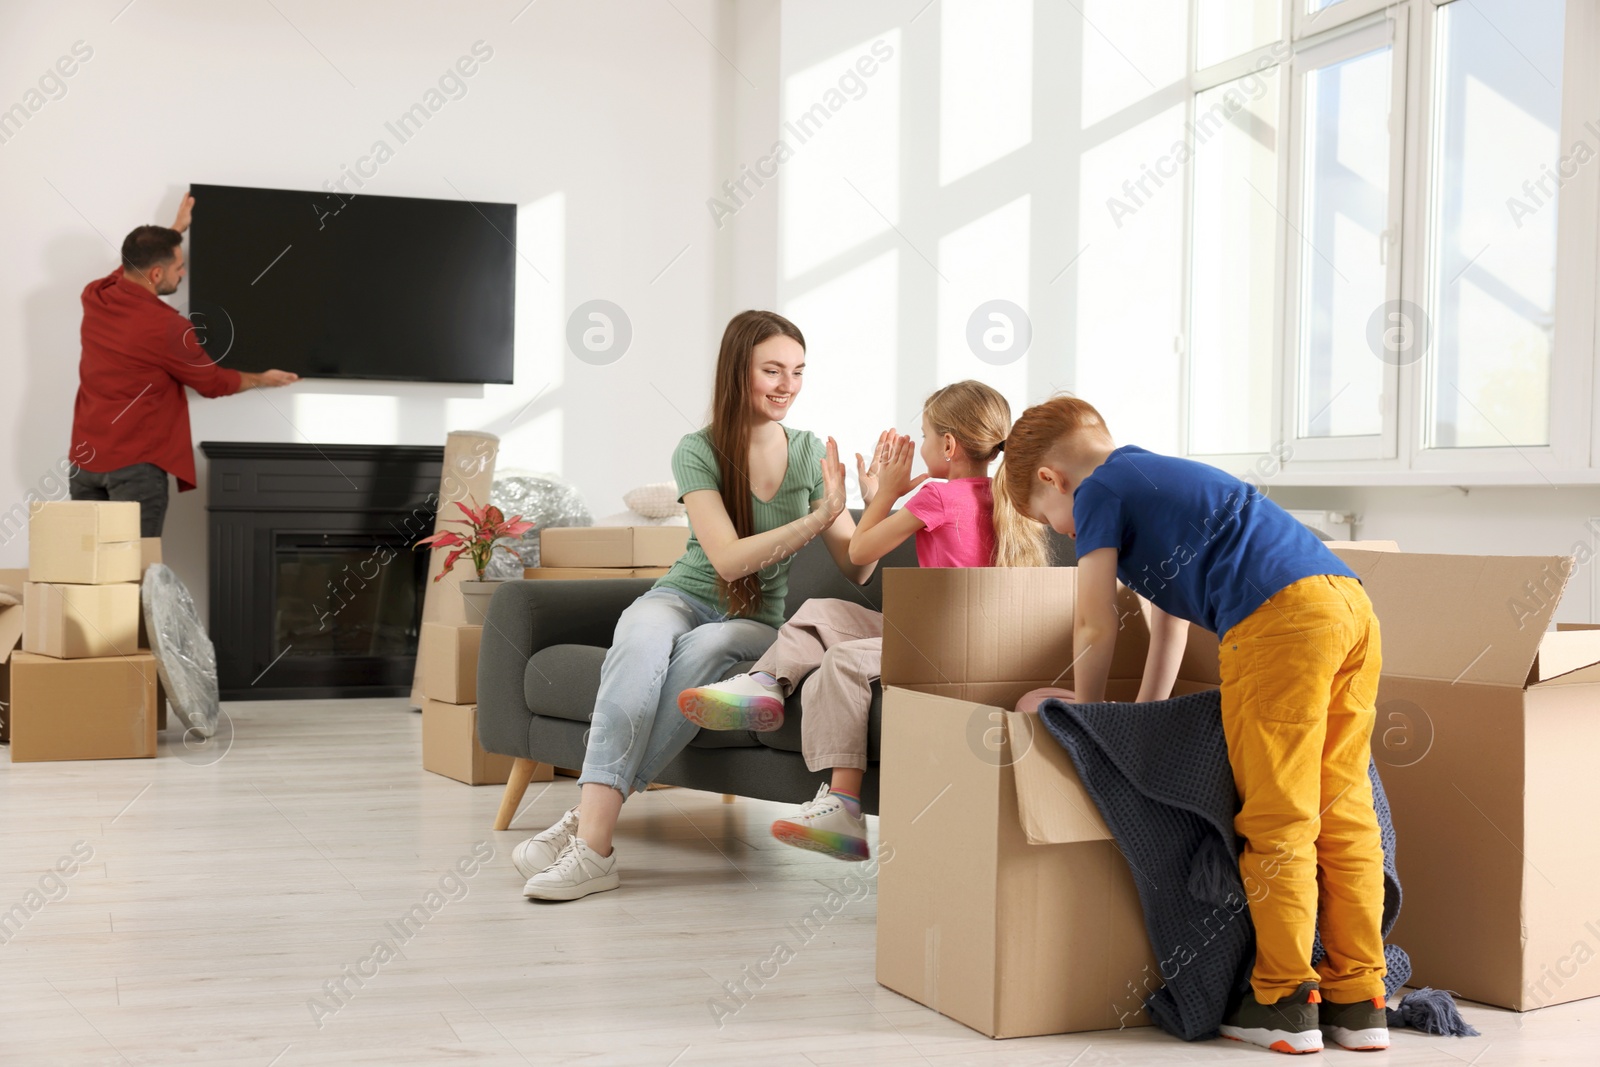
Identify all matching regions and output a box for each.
[1424,0,1565,449]
[1183,0,1576,472]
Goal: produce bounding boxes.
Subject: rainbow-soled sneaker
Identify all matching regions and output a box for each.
[677,673,786,732]
[771,784,870,861]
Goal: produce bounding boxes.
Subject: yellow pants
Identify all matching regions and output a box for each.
[1218,574,1388,1003]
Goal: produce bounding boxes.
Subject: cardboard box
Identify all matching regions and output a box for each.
[27,501,141,584]
[419,622,482,704]
[522,566,671,581]
[0,567,24,743]
[23,581,141,659]
[539,526,688,569]
[421,698,545,785]
[877,567,1225,1038]
[1335,548,1600,1011]
[137,537,161,649]
[8,651,159,761]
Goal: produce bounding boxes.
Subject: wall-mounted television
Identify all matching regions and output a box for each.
[188,183,515,385]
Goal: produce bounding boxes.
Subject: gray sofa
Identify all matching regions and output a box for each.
[477,514,1075,823]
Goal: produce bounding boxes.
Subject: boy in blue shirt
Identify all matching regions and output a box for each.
[996,395,1389,1055]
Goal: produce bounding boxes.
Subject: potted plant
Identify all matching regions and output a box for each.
[415,498,535,626]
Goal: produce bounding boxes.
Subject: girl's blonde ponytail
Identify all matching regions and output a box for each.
[990,454,1051,567]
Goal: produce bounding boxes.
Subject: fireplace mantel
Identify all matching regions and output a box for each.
[199,442,444,699]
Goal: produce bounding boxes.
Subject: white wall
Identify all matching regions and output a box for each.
[6,0,1600,627]
[0,0,739,613]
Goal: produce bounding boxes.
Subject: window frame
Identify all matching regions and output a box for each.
[1278,11,1408,463]
[1179,0,1599,485]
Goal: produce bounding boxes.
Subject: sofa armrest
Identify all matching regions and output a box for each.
[477,578,655,759]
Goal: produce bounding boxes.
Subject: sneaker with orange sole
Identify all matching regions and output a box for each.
[1219,981,1325,1054]
[1320,995,1390,1051]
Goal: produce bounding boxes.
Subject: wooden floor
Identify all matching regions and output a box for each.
[0,699,1589,1065]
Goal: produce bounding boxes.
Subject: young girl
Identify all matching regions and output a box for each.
[677,380,1048,861]
[515,310,877,901]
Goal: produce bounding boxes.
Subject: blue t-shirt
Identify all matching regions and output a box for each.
[1072,445,1357,638]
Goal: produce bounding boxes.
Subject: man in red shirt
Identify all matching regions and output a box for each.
[69,194,298,536]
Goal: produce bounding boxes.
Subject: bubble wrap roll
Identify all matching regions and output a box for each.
[141,563,221,738]
[484,473,594,577]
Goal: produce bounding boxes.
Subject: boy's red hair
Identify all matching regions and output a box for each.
[994,395,1112,522]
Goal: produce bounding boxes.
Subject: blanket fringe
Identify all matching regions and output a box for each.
[1387,987,1479,1037]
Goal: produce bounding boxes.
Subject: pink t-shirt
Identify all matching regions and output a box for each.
[902,478,996,568]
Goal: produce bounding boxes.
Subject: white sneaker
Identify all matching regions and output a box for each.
[522,838,620,901]
[512,807,580,879]
[678,673,786,732]
[771,784,870,861]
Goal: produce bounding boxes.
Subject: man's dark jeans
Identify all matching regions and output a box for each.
[69,463,168,537]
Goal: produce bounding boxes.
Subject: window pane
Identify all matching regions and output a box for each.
[1189,70,1281,454]
[1197,0,1281,70]
[1426,0,1563,449]
[1310,0,1347,12]
[1296,44,1392,439]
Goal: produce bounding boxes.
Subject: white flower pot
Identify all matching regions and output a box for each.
[458,579,507,627]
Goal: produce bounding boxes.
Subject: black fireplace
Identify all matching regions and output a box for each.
[200,442,444,699]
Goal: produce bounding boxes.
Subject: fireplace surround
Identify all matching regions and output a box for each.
[199,442,444,699]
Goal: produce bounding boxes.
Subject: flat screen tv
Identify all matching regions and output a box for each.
[187,183,515,384]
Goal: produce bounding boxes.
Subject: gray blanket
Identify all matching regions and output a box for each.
[1038,689,1411,1042]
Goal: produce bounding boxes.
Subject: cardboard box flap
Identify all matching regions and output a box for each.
[1332,550,1570,686]
[1528,629,1600,684]
[1004,711,1113,845]
[883,568,1079,688]
[1324,540,1399,553]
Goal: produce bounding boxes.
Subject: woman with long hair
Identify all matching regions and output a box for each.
[516,310,877,900]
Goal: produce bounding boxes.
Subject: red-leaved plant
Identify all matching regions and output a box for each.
[414,497,535,581]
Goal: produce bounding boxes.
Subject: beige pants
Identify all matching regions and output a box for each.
[752,598,884,772]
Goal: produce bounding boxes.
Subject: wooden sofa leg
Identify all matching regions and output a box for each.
[721,794,736,804]
[495,758,539,831]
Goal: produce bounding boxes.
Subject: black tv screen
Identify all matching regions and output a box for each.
[188,183,515,384]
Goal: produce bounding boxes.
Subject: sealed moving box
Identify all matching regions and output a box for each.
[539,526,688,569]
[1338,548,1600,1011]
[876,567,1225,1038]
[8,651,159,761]
[421,698,543,786]
[419,622,481,704]
[23,581,141,659]
[27,501,141,585]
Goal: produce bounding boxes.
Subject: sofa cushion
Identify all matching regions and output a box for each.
[525,645,606,723]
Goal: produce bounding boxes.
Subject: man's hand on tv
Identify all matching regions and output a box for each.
[237,370,300,391]
[172,192,195,234]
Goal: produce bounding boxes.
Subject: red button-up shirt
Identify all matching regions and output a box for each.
[71,268,242,491]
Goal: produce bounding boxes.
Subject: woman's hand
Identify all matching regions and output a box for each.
[855,429,894,506]
[819,436,849,522]
[879,434,928,502]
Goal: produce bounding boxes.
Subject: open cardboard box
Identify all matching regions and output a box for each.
[876,566,1222,1038]
[1339,548,1600,1011]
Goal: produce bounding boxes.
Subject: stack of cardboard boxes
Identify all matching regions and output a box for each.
[526,526,688,580]
[5,502,162,762]
[418,614,549,787]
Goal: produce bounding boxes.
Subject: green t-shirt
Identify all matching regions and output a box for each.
[654,425,825,628]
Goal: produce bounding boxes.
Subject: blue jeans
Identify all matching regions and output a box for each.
[579,587,779,795]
